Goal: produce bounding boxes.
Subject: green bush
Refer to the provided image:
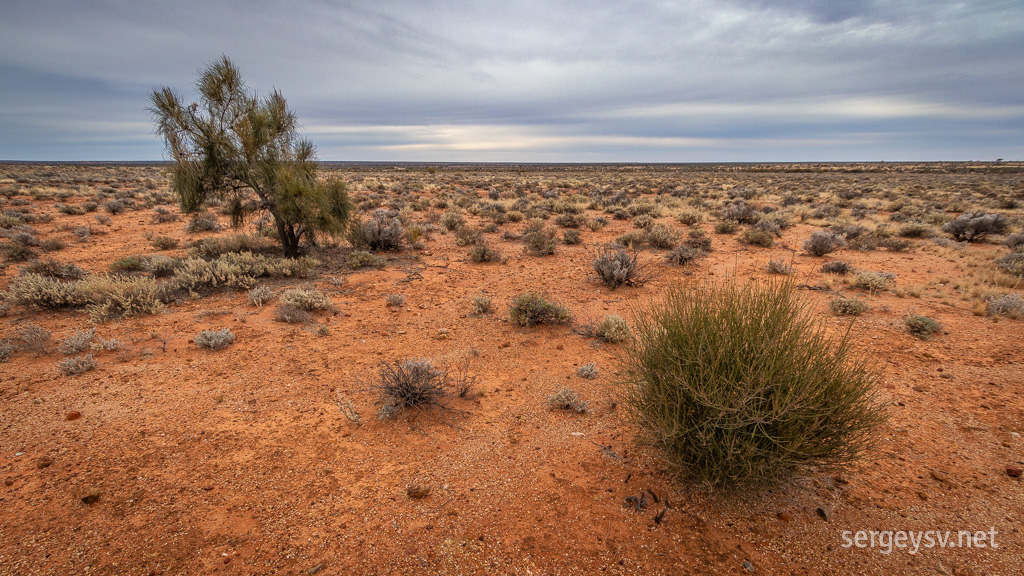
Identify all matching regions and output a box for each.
[905,314,941,339]
[347,250,385,269]
[509,293,570,326]
[621,279,885,489]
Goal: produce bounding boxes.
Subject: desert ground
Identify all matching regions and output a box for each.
[1,161,1022,575]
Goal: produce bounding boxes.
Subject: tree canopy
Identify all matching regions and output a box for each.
[149,56,351,257]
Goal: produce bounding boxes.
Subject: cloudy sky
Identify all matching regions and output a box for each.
[1,0,1022,161]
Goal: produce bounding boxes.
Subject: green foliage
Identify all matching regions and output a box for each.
[521,219,557,256]
[150,56,352,257]
[509,293,570,326]
[905,314,941,339]
[621,279,885,489]
[347,250,385,268]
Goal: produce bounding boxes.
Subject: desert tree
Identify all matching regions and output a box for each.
[149,56,351,257]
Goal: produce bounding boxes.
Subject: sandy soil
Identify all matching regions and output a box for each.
[1,163,1022,575]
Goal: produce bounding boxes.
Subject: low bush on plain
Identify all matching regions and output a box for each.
[509,293,570,326]
[58,328,96,354]
[905,314,941,339]
[804,230,847,256]
[987,293,1024,318]
[279,287,331,311]
[194,328,235,350]
[58,354,96,375]
[941,212,1009,242]
[621,279,886,489]
[371,358,473,419]
[591,245,651,289]
[546,387,588,414]
[829,297,869,316]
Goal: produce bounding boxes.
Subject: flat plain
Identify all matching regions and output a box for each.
[1,161,1022,575]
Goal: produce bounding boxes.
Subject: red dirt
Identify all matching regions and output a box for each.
[1,163,1022,575]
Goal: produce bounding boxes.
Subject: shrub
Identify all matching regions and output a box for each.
[621,279,885,488]
[546,387,589,414]
[665,245,704,266]
[852,271,895,293]
[58,354,97,375]
[577,363,598,379]
[58,328,96,354]
[821,261,851,274]
[898,222,933,238]
[101,199,127,215]
[714,220,738,234]
[195,328,235,350]
[143,255,177,277]
[187,234,273,259]
[592,245,651,289]
[905,314,941,339]
[468,241,503,263]
[1005,233,1024,251]
[21,259,86,280]
[509,293,570,327]
[6,274,84,309]
[0,340,13,363]
[646,223,680,249]
[615,229,649,248]
[676,208,704,225]
[742,228,775,247]
[632,214,655,229]
[371,358,471,419]
[596,314,630,343]
[472,295,492,315]
[355,210,404,251]
[110,255,146,272]
[347,250,385,269]
[941,212,1009,242]
[80,276,166,323]
[150,235,179,250]
[151,206,179,223]
[274,303,312,323]
[987,294,1024,318]
[996,253,1024,277]
[803,230,847,256]
[562,229,582,245]
[386,294,406,307]
[453,226,482,247]
[521,220,557,255]
[767,259,790,275]
[829,297,869,316]
[184,211,221,233]
[439,209,464,232]
[247,285,274,307]
[279,287,331,311]
[17,323,52,354]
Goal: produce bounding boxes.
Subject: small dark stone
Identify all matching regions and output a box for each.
[65,411,82,421]
[777,511,792,522]
[81,488,101,505]
[1007,464,1023,478]
[815,507,830,522]
[743,560,756,572]
[406,485,431,499]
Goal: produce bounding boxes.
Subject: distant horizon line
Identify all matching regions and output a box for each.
[0,159,1019,166]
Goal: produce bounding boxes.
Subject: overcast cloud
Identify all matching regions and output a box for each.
[1,0,1022,161]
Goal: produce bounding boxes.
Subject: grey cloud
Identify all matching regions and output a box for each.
[0,0,1021,160]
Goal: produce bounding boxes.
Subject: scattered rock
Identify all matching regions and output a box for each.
[81,488,101,505]
[815,507,830,522]
[65,411,81,421]
[406,485,431,499]
[1007,464,1023,478]
[832,475,849,485]
[35,456,53,469]
[917,491,929,501]
[935,563,950,575]
[777,511,792,522]
[930,470,949,483]
[742,560,755,572]
[3,478,13,487]
[306,564,324,575]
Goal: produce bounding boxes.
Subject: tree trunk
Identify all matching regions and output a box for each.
[274,216,301,258]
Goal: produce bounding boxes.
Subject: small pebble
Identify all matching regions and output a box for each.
[1007,464,1023,478]
[65,411,82,421]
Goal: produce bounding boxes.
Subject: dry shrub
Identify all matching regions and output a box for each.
[194,328,235,350]
[509,293,570,327]
[279,287,331,311]
[58,354,97,375]
[592,245,652,289]
[546,387,589,414]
